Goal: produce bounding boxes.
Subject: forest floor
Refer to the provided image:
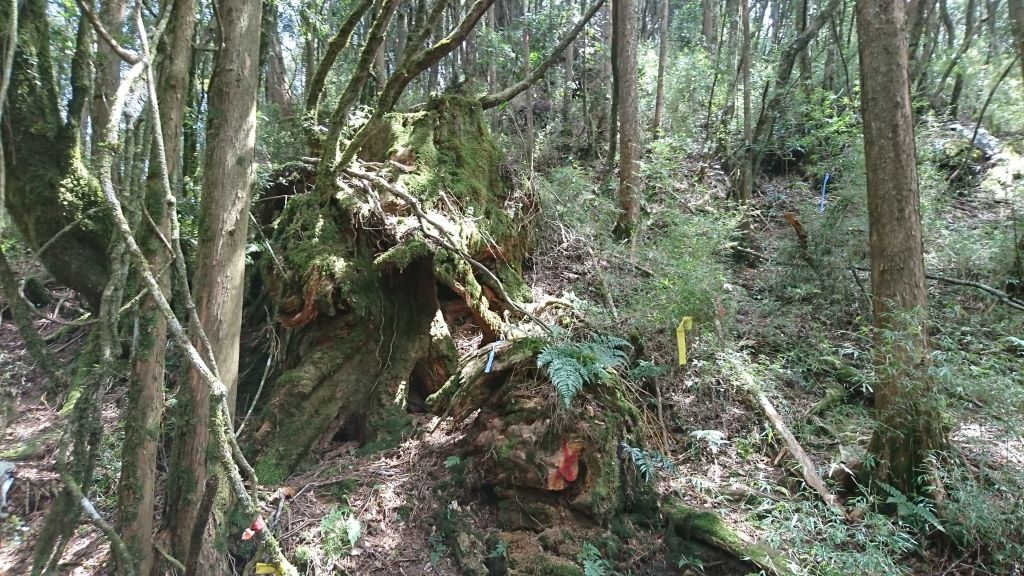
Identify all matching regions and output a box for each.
[1,123,1023,575]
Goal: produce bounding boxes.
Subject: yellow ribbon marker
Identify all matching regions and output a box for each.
[676,316,694,366]
[255,563,283,575]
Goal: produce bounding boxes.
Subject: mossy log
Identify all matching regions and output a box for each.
[245,97,533,482]
[663,499,799,576]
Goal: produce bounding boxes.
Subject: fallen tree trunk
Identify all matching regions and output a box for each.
[727,354,847,516]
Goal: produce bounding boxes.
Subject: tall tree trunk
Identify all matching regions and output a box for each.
[523,8,534,167]
[651,0,668,136]
[603,3,615,161]
[702,0,718,50]
[118,0,196,571]
[117,0,195,569]
[262,0,293,116]
[796,0,810,85]
[906,0,935,84]
[719,0,740,132]
[1011,0,1024,81]
[739,0,752,204]
[168,0,262,565]
[562,37,574,127]
[748,0,838,179]
[857,0,945,497]
[91,0,127,163]
[612,0,639,239]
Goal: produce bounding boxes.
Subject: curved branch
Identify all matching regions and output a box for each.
[303,0,374,125]
[336,0,496,167]
[480,0,605,110]
[320,0,402,163]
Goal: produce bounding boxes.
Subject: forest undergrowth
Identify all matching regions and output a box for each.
[5,114,1021,576]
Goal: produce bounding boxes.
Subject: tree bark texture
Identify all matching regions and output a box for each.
[3,1,110,310]
[652,0,668,136]
[91,0,127,162]
[118,0,196,570]
[612,0,639,239]
[1012,0,1024,81]
[856,0,945,496]
[168,0,262,564]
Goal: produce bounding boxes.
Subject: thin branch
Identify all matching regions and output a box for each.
[925,272,1024,312]
[949,54,1019,181]
[336,0,496,167]
[480,0,605,109]
[854,266,1024,312]
[75,0,141,63]
[320,0,402,165]
[35,207,105,258]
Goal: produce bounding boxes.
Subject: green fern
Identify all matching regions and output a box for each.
[620,442,676,482]
[877,481,945,533]
[577,542,613,576]
[537,335,630,408]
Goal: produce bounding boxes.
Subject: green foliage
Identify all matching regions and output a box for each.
[576,542,614,576]
[427,531,450,568]
[876,482,945,534]
[537,335,630,408]
[676,554,705,573]
[320,507,362,560]
[754,495,917,576]
[626,360,669,381]
[619,441,675,483]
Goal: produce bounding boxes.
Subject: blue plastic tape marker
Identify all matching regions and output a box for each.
[818,173,831,214]
[484,340,504,373]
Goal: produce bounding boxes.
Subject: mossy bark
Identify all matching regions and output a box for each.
[246,98,531,482]
[3,0,110,309]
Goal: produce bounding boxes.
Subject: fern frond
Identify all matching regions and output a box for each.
[537,334,632,409]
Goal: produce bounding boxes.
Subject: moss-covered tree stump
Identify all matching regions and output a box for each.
[245,97,534,482]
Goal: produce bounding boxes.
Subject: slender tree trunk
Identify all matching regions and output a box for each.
[168,0,262,565]
[857,0,945,497]
[612,0,639,239]
[719,0,740,131]
[262,0,293,116]
[523,7,534,168]
[603,3,615,160]
[119,0,195,570]
[702,0,718,50]
[740,0,752,204]
[651,0,669,136]
[581,0,595,153]
[1011,0,1024,81]
[91,0,127,163]
[796,0,810,85]
[563,37,574,127]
